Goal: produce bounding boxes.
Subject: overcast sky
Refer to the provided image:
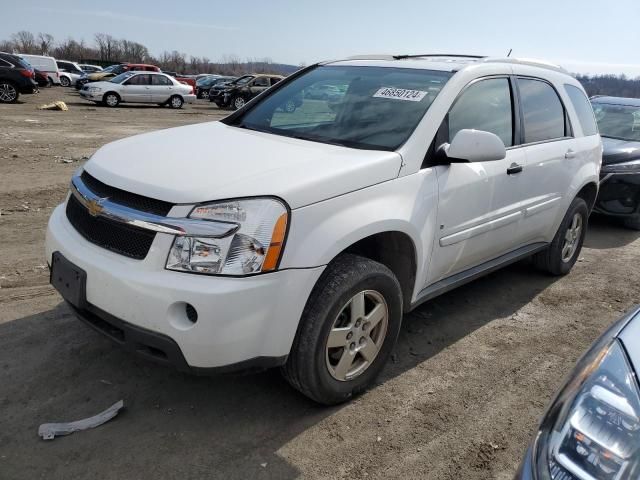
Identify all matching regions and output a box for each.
[4,0,640,77]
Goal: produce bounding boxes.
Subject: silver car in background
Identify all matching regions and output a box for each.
[516,306,640,479]
[79,71,196,108]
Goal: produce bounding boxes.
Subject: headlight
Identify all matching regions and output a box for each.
[535,340,640,479]
[601,159,640,173]
[166,198,288,276]
[88,87,101,93]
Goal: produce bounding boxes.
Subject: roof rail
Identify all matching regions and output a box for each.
[481,57,568,73]
[345,54,397,61]
[391,54,486,60]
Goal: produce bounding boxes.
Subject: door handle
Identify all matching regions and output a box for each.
[507,163,524,175]
[565,149,577,159]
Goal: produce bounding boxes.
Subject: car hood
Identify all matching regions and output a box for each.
[601,137,640,165]
[84,122,402,209]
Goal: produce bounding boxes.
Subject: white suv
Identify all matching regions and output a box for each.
[46,54,601,404]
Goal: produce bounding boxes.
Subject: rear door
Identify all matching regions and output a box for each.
[151,74,174,102]
[515,77,577,244]
[121,74,152,102]
[249,76,270,99]
[427,76,529,284]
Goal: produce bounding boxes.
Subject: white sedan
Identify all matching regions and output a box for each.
[79,71,196,108]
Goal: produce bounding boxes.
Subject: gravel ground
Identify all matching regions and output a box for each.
[1,87,639,480]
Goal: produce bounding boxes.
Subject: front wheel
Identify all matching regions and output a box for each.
[0,82,18,103]
[169,95,183,109]
[103,92,120,107]
[282,254,403,405]
[232,96,245,110]
[533,197,589,275]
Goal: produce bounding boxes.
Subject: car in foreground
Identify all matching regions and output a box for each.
[79,71,195,108]
[0,51,37,103]
[57,60,85,87]
[46,54,601,404]
[516,305,640,479]
[591,96,640,230]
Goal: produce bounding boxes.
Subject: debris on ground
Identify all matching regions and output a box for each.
[37,101,68,111]
[38,400,124,440]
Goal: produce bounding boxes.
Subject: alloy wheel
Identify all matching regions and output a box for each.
[234,97,245,109]
[325,290,389,381]
[0,83,17,102]
[561,212,583,262]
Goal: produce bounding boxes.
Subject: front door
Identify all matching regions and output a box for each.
[121,74,152,103]
[426,77,528,284]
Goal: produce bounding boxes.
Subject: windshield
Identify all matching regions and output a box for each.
[592,103,640,141]
[230,65,452,150]
[235,75,254,86]
[110,72,135,84]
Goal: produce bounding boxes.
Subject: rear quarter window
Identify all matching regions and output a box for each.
[564,85,598,136]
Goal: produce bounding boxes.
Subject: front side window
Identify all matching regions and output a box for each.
[592,102,640,141]
[519,78,567,143]
[253,77,269,87]
[448,78,514,147]
[565,85,598,136]
[230,65,452,150]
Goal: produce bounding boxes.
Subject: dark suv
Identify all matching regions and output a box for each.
[591,96,640,229]
[212,74,284,110]
[0,52,38,103]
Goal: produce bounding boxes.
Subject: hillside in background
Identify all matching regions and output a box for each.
[577,74,640,99]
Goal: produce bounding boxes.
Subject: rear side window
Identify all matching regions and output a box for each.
[152,75,171,86]
[565,85,598,136]
[449,78,514,147]
[518,78,566,143]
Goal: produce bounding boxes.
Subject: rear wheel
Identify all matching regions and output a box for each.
[103,92,120,107]
[282,254,403,405]
[533,197,589,275]
[0,82,18,103]
[169,95,184,109]
[201,90,209,99]
[60,76,71,87]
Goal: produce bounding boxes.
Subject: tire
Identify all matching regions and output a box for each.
[282,254,403,405]
[533,197,589,275]
[232,96,245,110]
[102,92,120,107]
[201,90,209,100]
[624,215,640,230]
[169,95,184,109]
[0,82,18,103]
[60,76,71,87]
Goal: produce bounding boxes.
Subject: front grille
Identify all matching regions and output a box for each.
[80,171,173,216]
[66,194,156,260]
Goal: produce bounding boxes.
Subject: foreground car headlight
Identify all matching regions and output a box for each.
[601,159,640,174]
[88,87,101,93]
[166,198,288,275]
[534,340,640,479]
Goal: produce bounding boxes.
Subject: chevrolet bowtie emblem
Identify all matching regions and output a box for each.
[86,197,106,217]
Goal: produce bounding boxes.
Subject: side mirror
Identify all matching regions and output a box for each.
[441,129,506,163]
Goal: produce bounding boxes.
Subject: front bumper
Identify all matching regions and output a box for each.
[79,90,102,101]
[46,203,324,370]
[594,171,640,218]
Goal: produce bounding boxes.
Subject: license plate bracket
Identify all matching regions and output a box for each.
[50,252,87,309]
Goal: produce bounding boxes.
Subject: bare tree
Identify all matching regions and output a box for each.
[37,33,54,55]
[11,31,36,53]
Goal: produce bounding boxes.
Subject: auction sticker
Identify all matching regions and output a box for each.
[373,87,428,102]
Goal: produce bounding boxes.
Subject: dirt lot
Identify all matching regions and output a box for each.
[1,87,639,480]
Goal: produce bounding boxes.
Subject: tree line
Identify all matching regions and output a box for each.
[3,30,640,96]
[0,30,295,75]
